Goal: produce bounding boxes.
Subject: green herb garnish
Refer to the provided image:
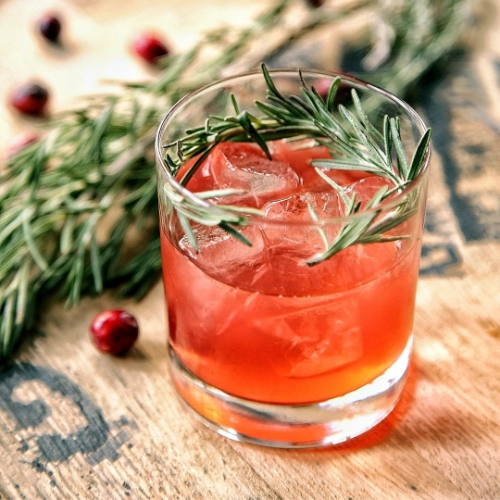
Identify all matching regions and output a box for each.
[163,64,431,265]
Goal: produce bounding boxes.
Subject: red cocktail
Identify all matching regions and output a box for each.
[156,69,431,447]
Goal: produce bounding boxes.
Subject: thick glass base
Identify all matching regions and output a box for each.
[169,336,412,449]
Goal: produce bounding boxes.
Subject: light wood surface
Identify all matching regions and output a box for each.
[1,1,500,499]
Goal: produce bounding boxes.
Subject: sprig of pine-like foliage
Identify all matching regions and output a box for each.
[161,64,431,264]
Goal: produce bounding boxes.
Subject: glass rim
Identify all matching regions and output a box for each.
[155,68,431,226]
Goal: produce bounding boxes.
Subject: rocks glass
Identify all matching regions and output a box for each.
[155,68,431,448]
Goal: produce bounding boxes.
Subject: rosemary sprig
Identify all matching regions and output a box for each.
[162,64,432,265]
[0,0,475,365]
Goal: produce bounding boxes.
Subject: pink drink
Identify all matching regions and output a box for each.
[156,68,430,446]
[161,141,421,405]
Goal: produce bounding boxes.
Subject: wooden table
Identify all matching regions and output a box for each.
[1,1,500,498]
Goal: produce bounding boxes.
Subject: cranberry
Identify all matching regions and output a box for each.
[132,33,169,64]
[90,310,139,355]
[10,83,49,116]
[314,79,334,100]
[313,78,352,106]
[305,0,325,6]
[36,13,62,43]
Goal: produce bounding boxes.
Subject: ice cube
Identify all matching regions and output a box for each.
[250,247,325,296]
[268,139,369,190]
[207,142,299,206]
[254,297,364,378]
[247,241,391,297]
[222,191,342,295]
[179,223,266,289]
[344,175,394,208]
[262,191,342,259]
[314,168,370,190]
[264,191,343,221]
[335,242,400,287]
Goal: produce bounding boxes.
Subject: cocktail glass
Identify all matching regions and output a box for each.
[155,68,431,448]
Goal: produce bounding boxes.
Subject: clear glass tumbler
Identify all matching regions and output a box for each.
[155,68,431,448]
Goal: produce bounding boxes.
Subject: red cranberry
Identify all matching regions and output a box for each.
[10,83,49,116]
[313,78,352,106]
[314,79,334,100]
[132,33,169,64]
[37,13,62,43]
[90,310,139,355]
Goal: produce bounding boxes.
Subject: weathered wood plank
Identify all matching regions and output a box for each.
[1,0,500,499]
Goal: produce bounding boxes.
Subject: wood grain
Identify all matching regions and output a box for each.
[1,1,500,499]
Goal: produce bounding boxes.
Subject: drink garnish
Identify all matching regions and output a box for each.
[162,64,432,265]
